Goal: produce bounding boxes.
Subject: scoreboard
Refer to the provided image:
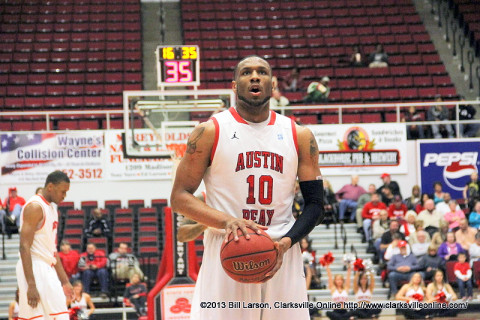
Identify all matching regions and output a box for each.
[156,45,200,87]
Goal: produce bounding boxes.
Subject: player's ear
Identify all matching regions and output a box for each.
[232,80,237,94]
[272,76,278,90]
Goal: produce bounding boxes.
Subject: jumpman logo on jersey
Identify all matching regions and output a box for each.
[231,132,239,139]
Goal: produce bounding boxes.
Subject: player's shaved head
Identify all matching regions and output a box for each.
[233,55,271,80]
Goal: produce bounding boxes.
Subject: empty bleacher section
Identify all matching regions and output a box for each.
[182,0,458,107]
[0,0,142,129]
[452,0,480,56]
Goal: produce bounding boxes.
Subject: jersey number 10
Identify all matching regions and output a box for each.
[246,175,273,205]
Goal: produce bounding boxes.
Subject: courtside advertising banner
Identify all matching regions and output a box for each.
[104,129,190,180]
[306,123,408,175]
[0,131,104,183]
[418,139,480,200]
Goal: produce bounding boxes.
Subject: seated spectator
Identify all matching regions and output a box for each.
[292,180,304,219]
[455,218,477,251]
[372,209,390,241]
[417,199,443,237]
[385,237,411,261]
[468,201,480,229]
[432,181,445,205]
[3,187,26,230]
[67,280,95,319]
[458,96,480,138]
[377,220,404,263]
[427,95,454,139]
[415,193,431,214]
[388,195,408,221]
[411,231,431,258]
[395,273,429,319]
[380,186,395,207]
[431,219,449,250]
[436,192,460,216]
[468,232,480,265]
[282,67,303,92]
[463,172,480,212]
[0,199,6,237]
[405,185,422,211]
[402,106,425,140]
[377,173,402,203]
[323,180,338,228]
[444,201,465,232]
[438,231,465,261]
[418,246,445,282]
[123,273,147,317]
[300,237,321,289]
[109,242,144,282]
[454,252,473,300]
[350,45,364,67]
[83,208,112,252]
[355,184,376,233]
[387,242,420,297]
[304,76,330,103]
[362,193,387,244]
[58,240,80,282]
[269,88,289,109]
[335,175,366,222]
[408,220,431,245]
[400,211,417,241]
[78,243,109,297]
[368,44,388,68]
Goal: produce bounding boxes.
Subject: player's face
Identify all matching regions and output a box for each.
[233,57,273,109]
[49,181,70,204]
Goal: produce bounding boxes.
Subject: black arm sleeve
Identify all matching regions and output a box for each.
[282,180,324,246]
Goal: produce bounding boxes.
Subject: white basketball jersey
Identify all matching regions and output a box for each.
[204,108,298,240]
[20,194,59,265]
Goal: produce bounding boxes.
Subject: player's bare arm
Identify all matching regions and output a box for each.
[19,202,44,309]
[265,126,323,281]
[54,252,73,299]
[171,122,265,241]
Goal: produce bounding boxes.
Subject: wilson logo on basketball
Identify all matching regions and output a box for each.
[232,259,270,272]
[170,297,191,314]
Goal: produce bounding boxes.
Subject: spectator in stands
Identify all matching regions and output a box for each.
[400,211,417,241]
[304,76,330,103]
[387,241,420,297]
[436,192,459,216]
[282,67,303,92]
[35,187,43,195]
[454,252,473,300]
[269,88,290,109]
[380,186,396,207]
[355,183,376,233]
[377,220,405,263]
[292,180,304,219]
[425,270,458,317]
[109,242,144,282]
[58,240,80,282]
[4,187,26,230]
[419,246,445,282]
[444,201,465,232]
[362,193,387,244]
[388,195,408,221]
[438,231,465,261]
[464,172,480,212]
[335,175,366,222]
[431,220,449,250]
[432,181,445,205]
[427,95,454,139]
[468,232,480,265]
[300,237,321,289]
[377,173,401,201]
[405,185,422,211]
[455,218,477,251]
[411,231,431,258]
[468,201,480,229]
[325,263,351,320]
[78,243,109,297]
[323,180,338,228]
[409,220,431,245]
[402,106,425,140]
[458,96,480,137]
[372,209,390,243]
[417,199,443,237]
[415,193,431,214]
[0,199,6,238]
[368,44,388,68]
[385,235,411,261]
[123,273,147,317]
[83,208,112,252]
[67,280,95,319]
[350,45,364,67]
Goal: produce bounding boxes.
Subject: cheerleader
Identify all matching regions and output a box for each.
[349,271,381,319]
[67,281,95,319]
[326,264,352,320]
[8,289,19,320]
[395,273,429,319]
[425,270,458,317]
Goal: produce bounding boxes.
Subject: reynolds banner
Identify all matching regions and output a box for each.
[306,123,408,175]
[418,139,480,200]
[0,131,104,183]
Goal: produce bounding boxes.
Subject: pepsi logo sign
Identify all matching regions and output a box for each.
[423,152,477,167]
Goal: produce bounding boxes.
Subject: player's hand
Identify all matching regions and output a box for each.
[63,282,74,300]
[262,237,291,282]
[223,218,267,243]
[27,285,41,309]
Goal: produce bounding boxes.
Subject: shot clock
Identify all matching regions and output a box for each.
[156,45,200,87]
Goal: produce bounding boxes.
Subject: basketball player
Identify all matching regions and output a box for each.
[16,170,73,320]
[171,56,324,319]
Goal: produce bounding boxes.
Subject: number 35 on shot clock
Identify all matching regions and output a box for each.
[156,45,200,87]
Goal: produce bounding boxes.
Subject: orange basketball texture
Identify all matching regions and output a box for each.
[220,227,278,283]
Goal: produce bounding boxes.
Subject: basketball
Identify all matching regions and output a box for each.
[220,227,278,283]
